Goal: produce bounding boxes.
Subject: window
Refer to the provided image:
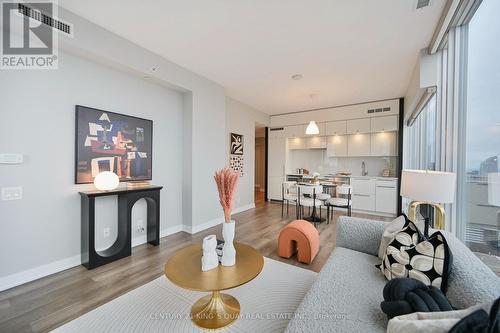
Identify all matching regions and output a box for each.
[403,94,437,171]
[460,0,500,255]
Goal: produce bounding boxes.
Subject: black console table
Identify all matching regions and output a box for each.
[79,185,163,269]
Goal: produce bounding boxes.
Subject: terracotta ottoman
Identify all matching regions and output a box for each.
[278,220,319,264]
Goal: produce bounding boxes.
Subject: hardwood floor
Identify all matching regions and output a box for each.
[0,202,390,332]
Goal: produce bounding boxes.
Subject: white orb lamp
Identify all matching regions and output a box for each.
[94,171,120,191]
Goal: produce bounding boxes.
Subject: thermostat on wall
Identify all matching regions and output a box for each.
[0,153,23,164]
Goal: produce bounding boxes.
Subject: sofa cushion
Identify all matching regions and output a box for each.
[379,218,453,292]
[285,247,388,333]
[378,215,426,259]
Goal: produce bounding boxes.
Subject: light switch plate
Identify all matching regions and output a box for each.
[0,154,23,164]
[1,187,23,201]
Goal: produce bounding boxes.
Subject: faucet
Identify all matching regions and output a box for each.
[361,161,368,176]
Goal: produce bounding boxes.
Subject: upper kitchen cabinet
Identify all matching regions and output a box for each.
[347,133,371,156]
[288,137,307,149]
[346,118,371,134]
[315,122,326,136]
[307,136,326,149]
[370,115,398,132]
[325,120,347,135]
[370,132,397,156]
[268,127,286,139]
[288,137,326,149]
[326,135,347,157]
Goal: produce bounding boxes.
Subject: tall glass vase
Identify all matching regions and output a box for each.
[221,220,236,266]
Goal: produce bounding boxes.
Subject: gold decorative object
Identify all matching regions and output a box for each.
[165,242,264,330]
[408,201,446,230]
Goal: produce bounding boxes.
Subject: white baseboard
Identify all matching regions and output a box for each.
[0,224,186,292]
[0,254,81,292]
[182,203,256,235]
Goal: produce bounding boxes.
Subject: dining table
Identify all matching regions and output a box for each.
[296,182,336,223]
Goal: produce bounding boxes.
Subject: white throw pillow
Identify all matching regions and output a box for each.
[386,302,491,333]
[378,215,426,259]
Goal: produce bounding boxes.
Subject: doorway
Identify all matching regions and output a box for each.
[255,123,266,206]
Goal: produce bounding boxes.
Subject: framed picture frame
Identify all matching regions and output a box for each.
[229,132,244,176]
[74,105,153,184]
[230,132,243,155]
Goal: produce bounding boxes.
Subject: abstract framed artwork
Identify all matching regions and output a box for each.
[229,133,244,176]
[230,133,243,155]
[75,105,153,184]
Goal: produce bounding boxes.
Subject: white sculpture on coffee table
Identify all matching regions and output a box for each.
[201,234,219,272]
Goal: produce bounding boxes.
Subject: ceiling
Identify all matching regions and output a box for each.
[59,0,446,115]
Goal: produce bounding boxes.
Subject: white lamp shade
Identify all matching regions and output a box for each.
[488,173,500,207]
[305,121,319,135]
[400,169,456,203]
[94,171,120,191]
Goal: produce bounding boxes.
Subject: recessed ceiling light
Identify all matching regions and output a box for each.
[291,74,303,80]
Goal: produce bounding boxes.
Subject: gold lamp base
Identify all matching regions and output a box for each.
[190,291,240,330]
[408,201,446,230]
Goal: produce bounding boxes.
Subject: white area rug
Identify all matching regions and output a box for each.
[53,258,317,333]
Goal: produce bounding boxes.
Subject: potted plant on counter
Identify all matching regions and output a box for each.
[214,167,239,266]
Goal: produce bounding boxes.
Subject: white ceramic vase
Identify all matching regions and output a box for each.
[221,220,236,266]
[201,234,219,272]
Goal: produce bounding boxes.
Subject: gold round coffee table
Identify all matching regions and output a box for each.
[165,242,264,330]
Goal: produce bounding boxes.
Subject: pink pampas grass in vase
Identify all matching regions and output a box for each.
[214,167,239,266]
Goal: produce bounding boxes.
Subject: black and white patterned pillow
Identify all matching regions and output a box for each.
[378,216,453,292]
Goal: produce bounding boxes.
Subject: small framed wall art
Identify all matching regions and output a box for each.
[229,133,244,176]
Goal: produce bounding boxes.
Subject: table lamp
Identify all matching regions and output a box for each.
[94,171,120,191]
[400,169,456,229]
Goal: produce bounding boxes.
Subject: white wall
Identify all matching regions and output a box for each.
[0,50,183,287]
[225,98,270,210]
[53,6,227,232]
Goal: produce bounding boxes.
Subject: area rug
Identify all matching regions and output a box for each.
[52,258,317,333]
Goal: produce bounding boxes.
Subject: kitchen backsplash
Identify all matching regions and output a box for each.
[287,150,397,177]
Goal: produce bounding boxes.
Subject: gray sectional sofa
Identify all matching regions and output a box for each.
[285,216,500,333]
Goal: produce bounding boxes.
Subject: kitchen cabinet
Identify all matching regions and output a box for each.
[371,115,398,132]
[268,137,287,200]
[288,137,307,149]
[288,137,326,149]
[351,177,376,195]
[375,179,398,214]
[346,118,371,134]
[326,135,347,157]
[352,193,376,211]
[351,177,376,211]
[307,136,326,149]
[347,134,371,156]
[370,131,397,156]
[325,121,347,135]
[315,122,326,136]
